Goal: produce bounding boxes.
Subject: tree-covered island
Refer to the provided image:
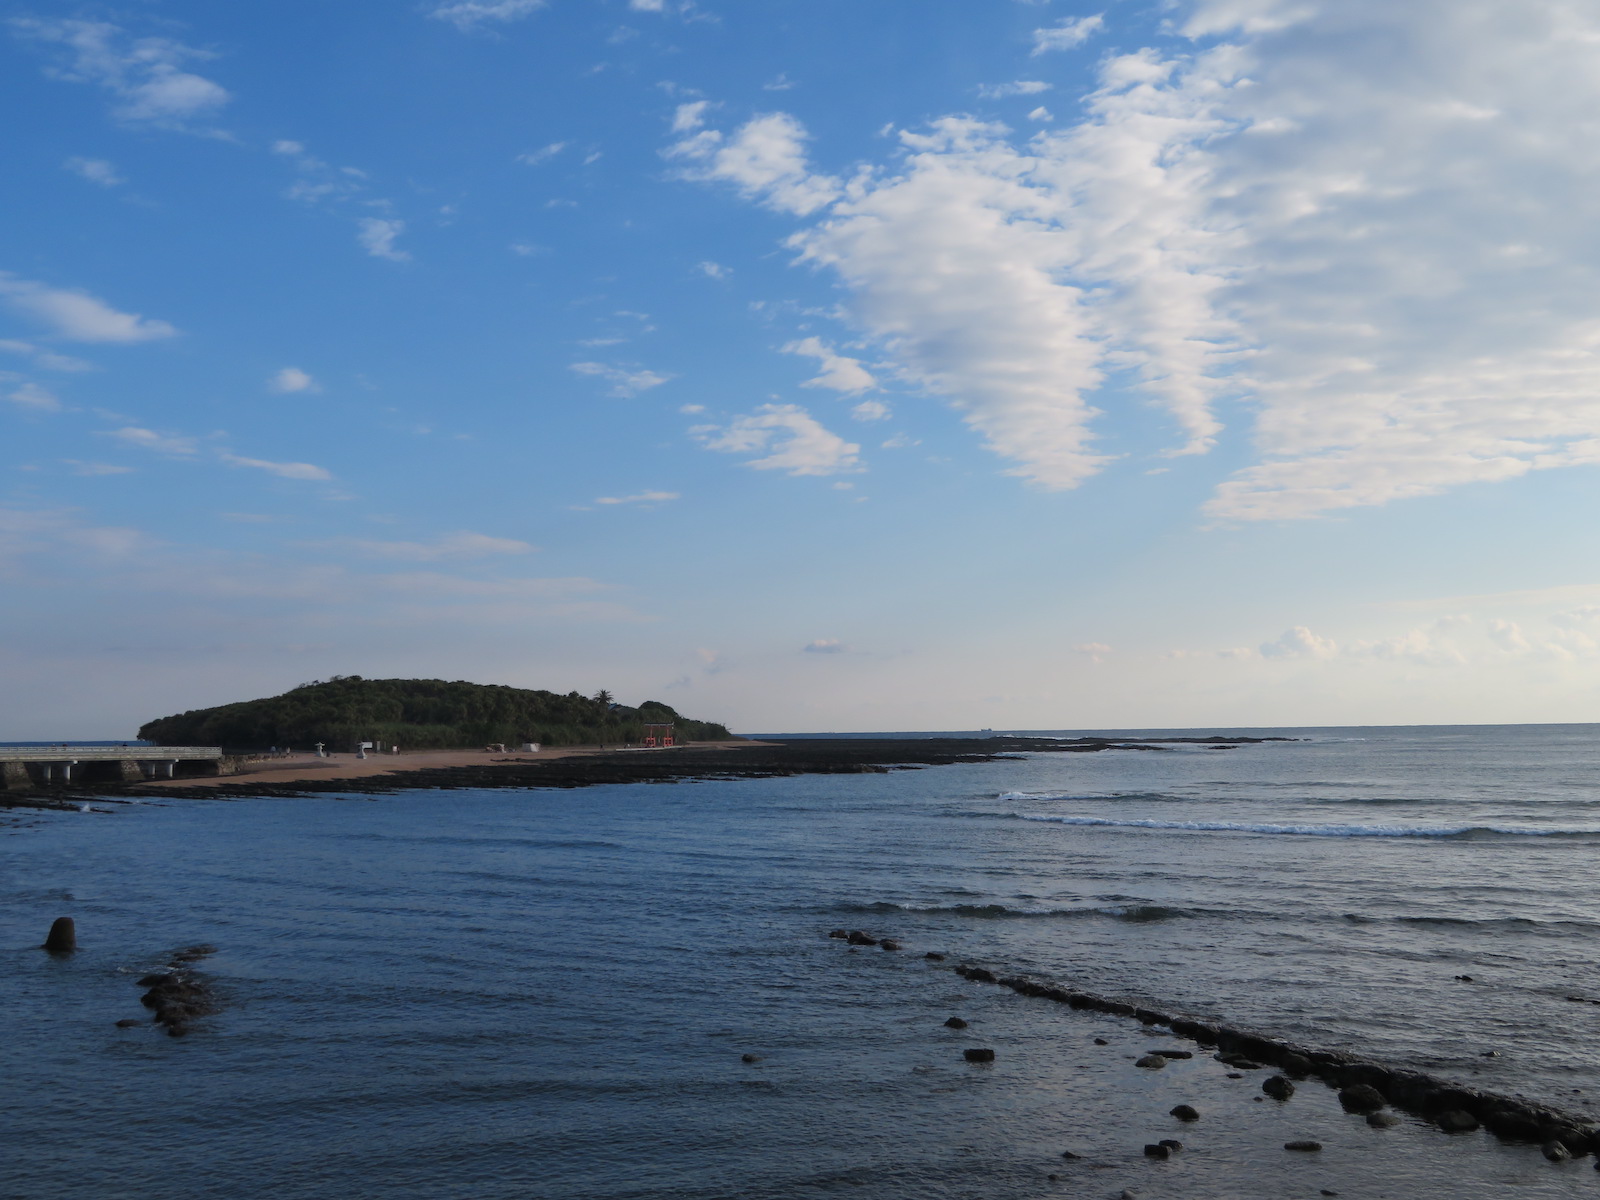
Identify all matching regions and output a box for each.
[137,676,735,751]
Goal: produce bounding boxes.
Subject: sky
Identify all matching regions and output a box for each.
[5,0,1600,737]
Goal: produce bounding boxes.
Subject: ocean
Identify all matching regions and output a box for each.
[5,724,1600,1199]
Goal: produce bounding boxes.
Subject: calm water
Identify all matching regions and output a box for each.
[5,725,1600,1199]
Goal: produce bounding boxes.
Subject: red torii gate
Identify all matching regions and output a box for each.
[643,723,675,748]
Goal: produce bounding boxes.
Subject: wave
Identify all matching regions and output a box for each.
[1003,813,1599,838]
[834,899,1197,922]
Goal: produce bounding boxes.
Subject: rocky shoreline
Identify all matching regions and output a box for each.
[829,926,1600,1170]
[12,734,1291,804]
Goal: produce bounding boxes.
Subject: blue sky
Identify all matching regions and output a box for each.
[5,0,1600,736]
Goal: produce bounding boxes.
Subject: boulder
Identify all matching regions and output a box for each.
[878,940,901,951]
[740,1053,763,1064]
[1143,1144,1169,1159]
[828,929,848,939]
[1059,1150,1084,1160]
[1158,1139,1182,1152]
[1135,1055,1168,1069]
[114,1018,142,1028]
[41,916,75,954]
[924,951,946,961]
[1543,1141,1573,1162]
[1338,1084,1387,1113]
[1170,1104,1200,1122]
[1366,1112,1402,1128]
[944,1017,968,1029]
[846,930,877,946]
[1263,1075,1295,1100]
[1284,1141,1323,1152]
[1094,1037,1109,1046]
[1438,1110,1480,1133]
[1155,1049,1193,1060]
[1280,1052,1314,1077]
[963,1048,996,1063]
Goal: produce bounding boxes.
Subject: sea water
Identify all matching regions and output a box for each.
[4,724,1600,1199]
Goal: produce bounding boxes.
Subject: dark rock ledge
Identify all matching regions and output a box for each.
[948,961,1600,1157]
[72,735,1290,802]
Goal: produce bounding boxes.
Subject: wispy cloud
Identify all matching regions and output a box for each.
[594,491,680,506]
[803,638,847,654]
[1031,14,1105,54]
[268,367,318,394]
[6,382,62,412]
[570,361,671,397]
[516,141,566,165]
[357,217,409,261]
[219,453,332,482]
[10,18,231,133]
[976,80,1052,98]
[430,0,548,30]
[0,339,93,371]
[63,156,123,186]
[694,404,861,476]
[0,273,177,343]
[782,336,876,393]
[322,532,536,560]
[102,426,199,456]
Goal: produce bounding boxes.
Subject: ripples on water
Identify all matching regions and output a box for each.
[5,724,1600,1198]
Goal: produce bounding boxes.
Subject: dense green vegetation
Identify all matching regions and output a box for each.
[137,676,735,751]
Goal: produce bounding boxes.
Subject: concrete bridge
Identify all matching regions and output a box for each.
[0,746,226,790]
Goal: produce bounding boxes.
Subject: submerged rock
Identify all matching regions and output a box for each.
[963,1047,996,1063]
[740,1053,763,1063]
[846,930,877,946]
[1438,1110,1480,1133]
[41,916,75,954]
[1367,1112,1402,1128]
[1284,1141,1323,1152]
[1338,1084,1387,1113]
[924,951,946,961]
[878,939,901,951]
[943,1017,968,1029]
[1135,1054,1168,1069]
[1158,1139,1182,1152]
[1143,1144,1169,1159]
[1263,1075,1296,1100]
[1170,1104,1200,1121]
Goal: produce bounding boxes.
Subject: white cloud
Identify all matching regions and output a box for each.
[1073,641,1113,662]
[326,531,535,560]
[268,367,318,394]
[803,638,847,654]
[430,0,547,29]
[852,399,891,422]
[695,404,861,476]
[0,273,177,343]
[696,260,731,279]
[0,339,93,371]
[570,361,671,397]
[102,426,199,456]
[63,156,123,186]
[11,18,230,132]
[594,490,680,506]
[272,139,304,156]
[977,80,1053,99]
[1259,626,1339,660]
[782,336,877,393]
[220,454,332,481]
[632,0,667,11]
[676,3,1600,519]
[666,112,841,216]
[357,218,409,261]
[63,460,134,476]
[516,142,566,164]
[6,382,62,412]
[672,101,712,134]
[1031,14,1106,54]
[1027,106,1053,122]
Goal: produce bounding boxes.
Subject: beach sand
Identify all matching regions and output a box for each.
[148,740,763,790]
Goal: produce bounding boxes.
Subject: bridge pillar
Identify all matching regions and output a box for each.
[1,762,28,791]
[117,759,142,783]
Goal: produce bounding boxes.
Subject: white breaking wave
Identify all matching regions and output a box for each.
[1011,814,1594,838]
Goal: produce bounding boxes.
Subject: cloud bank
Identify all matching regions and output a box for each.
[673,0,1600,520]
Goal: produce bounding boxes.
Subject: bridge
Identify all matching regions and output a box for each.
[0,746,226,789]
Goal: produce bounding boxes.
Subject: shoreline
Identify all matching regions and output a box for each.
[18,734,1284,805]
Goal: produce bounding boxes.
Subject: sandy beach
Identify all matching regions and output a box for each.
[148,740,764,790]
